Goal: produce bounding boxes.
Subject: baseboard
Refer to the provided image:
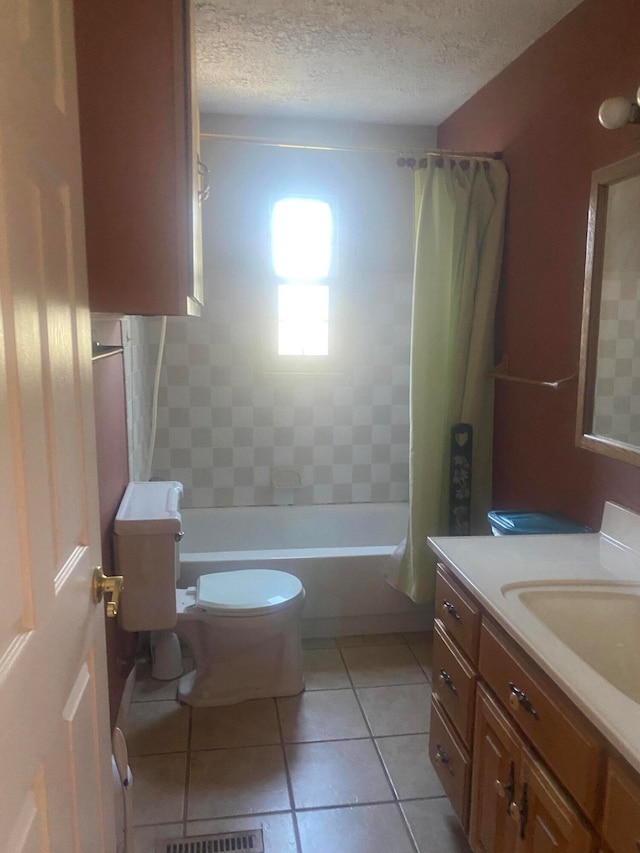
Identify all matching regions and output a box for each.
[301,607,434,638]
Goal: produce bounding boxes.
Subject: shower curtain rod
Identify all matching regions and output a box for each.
[199,131,501,160]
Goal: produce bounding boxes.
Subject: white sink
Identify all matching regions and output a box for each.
[502,582,640,704]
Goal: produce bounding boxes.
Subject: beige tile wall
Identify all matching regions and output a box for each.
[123,134,415,508]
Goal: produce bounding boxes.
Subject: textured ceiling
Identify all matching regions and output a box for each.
[195,0,582,126]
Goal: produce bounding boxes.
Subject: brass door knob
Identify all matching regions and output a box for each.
[92,567,124,618]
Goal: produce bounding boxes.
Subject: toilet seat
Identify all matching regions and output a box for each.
[196,569,304,616]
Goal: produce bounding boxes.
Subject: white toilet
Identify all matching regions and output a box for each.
[114,481,305,707]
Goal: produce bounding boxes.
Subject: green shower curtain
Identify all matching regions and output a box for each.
[397,155,508,604]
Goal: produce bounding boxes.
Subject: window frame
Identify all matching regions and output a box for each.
[263,191,343,375]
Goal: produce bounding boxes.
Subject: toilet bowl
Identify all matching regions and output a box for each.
[175,571,305,706]
[114,481,305,707]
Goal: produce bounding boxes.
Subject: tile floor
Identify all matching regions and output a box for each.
[125,631,471,853]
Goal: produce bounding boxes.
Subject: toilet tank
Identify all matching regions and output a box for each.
[114,481,183,632]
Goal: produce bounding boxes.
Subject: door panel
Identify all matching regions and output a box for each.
[518,748,595,853]
[0,0,115,850]
[470,685,521,853]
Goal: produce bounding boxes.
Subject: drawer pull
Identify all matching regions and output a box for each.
[442,599,461,620]
[508,682,539,719]
[494,761,515,805]
[508,782,529,840]
[439,669,458,693]
[434,744,452,773]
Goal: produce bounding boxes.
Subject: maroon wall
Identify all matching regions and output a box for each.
[438,0,640,529]
[91,318,135,726]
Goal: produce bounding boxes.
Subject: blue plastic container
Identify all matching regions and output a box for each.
[487,510,590,536]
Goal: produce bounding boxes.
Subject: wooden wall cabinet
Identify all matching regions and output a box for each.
[431,562,640,853]
[74,0,204,316]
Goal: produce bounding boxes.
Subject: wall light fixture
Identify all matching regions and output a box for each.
[598,88,640,129]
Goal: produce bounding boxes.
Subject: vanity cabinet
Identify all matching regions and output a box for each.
[73,0,204,316]
[431,561,640,853]
[471,685,595,853]
[480,620,601,820]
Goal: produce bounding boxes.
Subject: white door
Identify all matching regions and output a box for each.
[0,0,116,851]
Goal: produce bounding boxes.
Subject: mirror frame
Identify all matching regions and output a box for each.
[576,151,640,465]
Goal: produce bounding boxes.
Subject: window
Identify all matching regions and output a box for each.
[270,197,334,358]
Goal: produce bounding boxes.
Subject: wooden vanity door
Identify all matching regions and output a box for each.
[470,686,595,853]
[470,686,521,853]
[517,751,596,853]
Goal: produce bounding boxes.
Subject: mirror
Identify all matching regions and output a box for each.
[577,152,640,465]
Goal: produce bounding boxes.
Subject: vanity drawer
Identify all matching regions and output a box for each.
[433,618,477,747]
[435,565,481,663]
[479,619,602,820]
[429,694,471,831]
[602,758,640,853]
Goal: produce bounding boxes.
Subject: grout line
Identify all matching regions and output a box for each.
[292,797,436,853]
[294,797,400,813]
[128,731,432,759]
[293,680,431,691]
[334,641,402,810]
[348,681,431,692]
[130,694,180,704]
[281,732,431,746]
[337,645,375,738]
[397,800,421,853]
[133,819,191,827]
[183,705,194,830]
[397,794,448,804]
[274,697,304,853]
[371,734,399,801]
[347,677,429,689]
[405,643,433,682]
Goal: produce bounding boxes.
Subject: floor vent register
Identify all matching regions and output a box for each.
[157,829,265,853]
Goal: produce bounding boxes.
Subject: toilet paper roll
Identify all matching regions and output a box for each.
[112,727,133,853]
[150,630,183,681]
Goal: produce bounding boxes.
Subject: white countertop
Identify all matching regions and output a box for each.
[428,501,640,775]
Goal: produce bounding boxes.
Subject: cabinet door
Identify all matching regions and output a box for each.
[186,0,204,313]
[74,0,202,316]
[470,685,521,853]
[515,748,596,853]
[602,758,640,853]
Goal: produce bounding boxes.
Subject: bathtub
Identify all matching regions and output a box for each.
[179,503,431,637]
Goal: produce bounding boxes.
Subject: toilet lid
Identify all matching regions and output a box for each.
[196,569,304,616]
